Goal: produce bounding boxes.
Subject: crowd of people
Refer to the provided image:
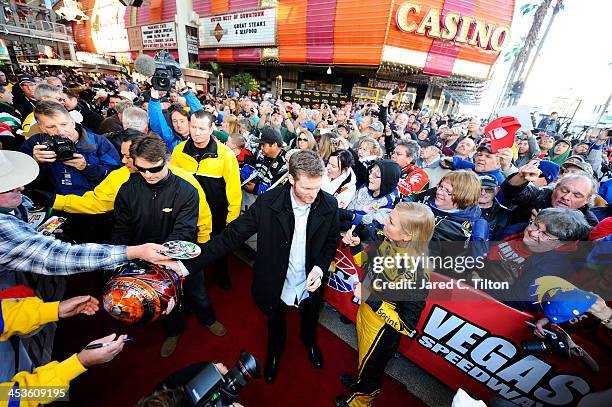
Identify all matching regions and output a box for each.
[0,67,611,406]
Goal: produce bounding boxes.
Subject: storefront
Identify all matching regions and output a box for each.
[71,0,514,110]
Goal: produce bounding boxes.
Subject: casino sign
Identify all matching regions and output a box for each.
[396,3,511,52]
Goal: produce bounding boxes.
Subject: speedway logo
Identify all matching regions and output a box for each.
[418,306,591,406]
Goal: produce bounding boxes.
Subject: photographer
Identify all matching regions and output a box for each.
[19,101,121,197]
[255,101,295,145]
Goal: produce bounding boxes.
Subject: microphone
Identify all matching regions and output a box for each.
[134,54,157,77]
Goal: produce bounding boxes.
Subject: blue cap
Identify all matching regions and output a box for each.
[537,160,560,185]
[299,120,316,133]
[530,276,596,323]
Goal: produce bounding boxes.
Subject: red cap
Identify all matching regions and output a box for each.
[484,116,522,153]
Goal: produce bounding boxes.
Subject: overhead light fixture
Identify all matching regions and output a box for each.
[326,66,332,75]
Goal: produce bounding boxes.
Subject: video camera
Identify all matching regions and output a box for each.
[184,351,260,407]
[38,136,77,162]
[151,50,182,92]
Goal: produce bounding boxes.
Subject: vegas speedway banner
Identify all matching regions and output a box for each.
[324,245,611,406]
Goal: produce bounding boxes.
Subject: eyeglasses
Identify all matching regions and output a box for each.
[438,185,454,196]
[134,162,166,174]
[480,187,495,194]
[391,150,406,157]
[527,221,559,241]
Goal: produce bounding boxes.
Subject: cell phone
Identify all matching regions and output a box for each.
[391,87,400,95]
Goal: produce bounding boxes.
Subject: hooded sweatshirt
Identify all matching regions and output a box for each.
[349,159,401,226]
[547,141,571,165]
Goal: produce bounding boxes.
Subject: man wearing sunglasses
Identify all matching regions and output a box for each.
[112,134,225,358]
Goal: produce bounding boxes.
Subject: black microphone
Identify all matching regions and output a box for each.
[134,54,157,77]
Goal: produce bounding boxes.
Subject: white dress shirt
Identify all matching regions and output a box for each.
[280,189,322,306]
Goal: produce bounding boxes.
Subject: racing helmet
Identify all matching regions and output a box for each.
[102,260,184,324]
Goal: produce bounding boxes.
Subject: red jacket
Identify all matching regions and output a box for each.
[397,163,429,197]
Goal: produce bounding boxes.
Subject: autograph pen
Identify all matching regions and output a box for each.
[84,337,133,350]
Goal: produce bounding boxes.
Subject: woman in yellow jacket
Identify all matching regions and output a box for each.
[337,202,435,407]
[0,296,126,406]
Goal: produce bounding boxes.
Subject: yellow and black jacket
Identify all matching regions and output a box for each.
[171,138,241,234]
[0,298,87,406]
[53,165,212,244]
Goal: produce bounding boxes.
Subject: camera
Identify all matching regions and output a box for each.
[521,327,570,357]
[185,351,260,407]
[39,136,77,162]
[151,50,182,92]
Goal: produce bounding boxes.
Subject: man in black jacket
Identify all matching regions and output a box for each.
[198,150,340,383]
[502,163,599,226]
[112,134,226,358]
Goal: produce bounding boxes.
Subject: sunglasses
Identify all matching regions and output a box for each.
[134,162,166,174]
[297,137,308,142]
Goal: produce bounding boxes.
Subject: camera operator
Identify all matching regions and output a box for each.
[149,78,205,153]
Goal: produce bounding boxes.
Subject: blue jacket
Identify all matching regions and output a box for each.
[20,128,121,196]
[149,92,203,152]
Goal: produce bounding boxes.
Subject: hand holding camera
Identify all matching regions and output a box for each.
[63,153,87,171]
[33,143,57,164]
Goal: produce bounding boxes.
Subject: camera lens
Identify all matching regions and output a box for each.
[223,351,261,395]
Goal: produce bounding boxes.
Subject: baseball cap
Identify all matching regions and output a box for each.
[0,151,40,193]
[536,160,560,185]
[479,174,498,188]
[516,131,530,140]
[368,121,384,133]
[530,276,597,323]
[418,135,442,149]
[299,120,316,133]
[476,140,493,153]
[253,127,283,146]
[337,122,350,132]
[561,160,594,176]
[565,155,586,163]
[554,139,571,148]
[18,75,36,85]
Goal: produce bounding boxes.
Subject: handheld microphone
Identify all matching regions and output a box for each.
[134,54,158,77]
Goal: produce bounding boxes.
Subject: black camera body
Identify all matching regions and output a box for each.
[151,50,182,92]
[185,351,260,407]
[521,328,570,357]
[40,136,77,162]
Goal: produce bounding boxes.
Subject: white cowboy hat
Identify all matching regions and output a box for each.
[0,151,39,193]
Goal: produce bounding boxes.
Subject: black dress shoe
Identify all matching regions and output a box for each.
[340,373,358,391]
[307,344,323,368]
[264,355,279,383]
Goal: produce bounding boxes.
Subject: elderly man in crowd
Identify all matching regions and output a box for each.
[502,163,599,226]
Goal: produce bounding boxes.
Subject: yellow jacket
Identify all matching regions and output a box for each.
[53,165,212,243]
[21,112,36,138]
[0,298,87,406]
[171,139,241,225]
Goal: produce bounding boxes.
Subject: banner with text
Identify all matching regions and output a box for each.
[199,8,276,48]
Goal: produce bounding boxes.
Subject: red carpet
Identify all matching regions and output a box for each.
[54,255,425,406]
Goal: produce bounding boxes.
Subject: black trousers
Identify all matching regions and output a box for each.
[163,258,216,337]
[267,296,320,357]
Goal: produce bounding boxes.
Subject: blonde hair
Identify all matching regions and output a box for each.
[440,170,481,209]
[317,133,337,161]
[222,114,239,134]
[395,202,435,255]
[358,137,382,158]
[297,131,318,151]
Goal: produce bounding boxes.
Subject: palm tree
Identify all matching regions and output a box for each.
[495,0,560,110]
